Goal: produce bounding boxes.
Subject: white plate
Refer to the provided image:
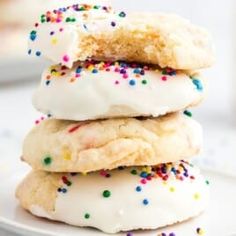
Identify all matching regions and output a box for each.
[0,157,236,236]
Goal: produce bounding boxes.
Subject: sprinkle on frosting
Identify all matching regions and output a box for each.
[35,116,45,125]
[103,190,111,198]
[191,76,203,91]
[57,161,200,201]
[43,156,52,165]
[196,227,205,235]
[84,213,90,219]
[42,61,188,89]
[194,193,200,200]
[136,186,142,192]
[184,110,193,117]
[142,199,149,205]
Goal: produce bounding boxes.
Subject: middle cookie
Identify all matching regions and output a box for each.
[22,113,202,173]
[33,61,206,121]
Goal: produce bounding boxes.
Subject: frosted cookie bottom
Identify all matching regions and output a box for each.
[16,161,209,233]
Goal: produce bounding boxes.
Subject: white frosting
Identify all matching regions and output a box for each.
[28,4,122,67]
[33,61,205,121]
[29,161,209,233]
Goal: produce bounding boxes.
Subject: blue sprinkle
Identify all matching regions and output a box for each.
[143,199,149,205]
[192,79,203,91]
[184,172,188,177]
[62,188,67,193]
[92,69,98,73]
[171,167,177,174]
[76,67,82,73]
[136,186,142,192]
[140,172,148,178]
[133,68,140,74]
[50,31,55,36]
[83,24,88,30]
[46,81,50,86]
[36,51,41,57]
[30,34,36,41]
[129,80,136,86]
[28,49,32,55]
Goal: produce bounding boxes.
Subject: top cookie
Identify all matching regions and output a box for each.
[28,4,214,69]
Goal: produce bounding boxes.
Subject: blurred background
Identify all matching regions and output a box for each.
[0,0,235,177]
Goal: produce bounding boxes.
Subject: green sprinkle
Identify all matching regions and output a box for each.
[93,5,100,9]
[43,156,52,165]
[118,11,126,17]
[141,80,147,85]
[84,213,90,219]
[205,180,210,185]
[30,30,37,35]
[131,169,137,175]
[184,110,192,117]
[103,190,111,198]
[66,17,71,22]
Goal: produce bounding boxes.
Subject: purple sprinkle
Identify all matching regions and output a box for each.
[111,21,116,27]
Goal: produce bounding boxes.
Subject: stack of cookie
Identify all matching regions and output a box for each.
[16,3,214,234]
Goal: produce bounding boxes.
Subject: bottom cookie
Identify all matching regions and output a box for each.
[16,161,209,234]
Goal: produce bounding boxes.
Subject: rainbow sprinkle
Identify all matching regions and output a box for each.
[43,60,185,88]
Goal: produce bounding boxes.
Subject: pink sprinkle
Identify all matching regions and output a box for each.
[123,74,128,79]
[115,80,119,84]
[40,116,45,120]
[100,170,107,176]
[76,74,81,78]
[147,176,152,181]
[141,179,147,184]
[59,28,64,32]
[161,76,167,81]
[63,55,70,62]
[35,120,39,125]
[114,67,119,72]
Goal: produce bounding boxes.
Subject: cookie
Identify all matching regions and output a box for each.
[28,3,214,69]
[33,61,206,121]
[16,161,209,233]
[22,113,202,173]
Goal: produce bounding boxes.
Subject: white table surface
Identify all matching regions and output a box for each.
[1,81,236,236]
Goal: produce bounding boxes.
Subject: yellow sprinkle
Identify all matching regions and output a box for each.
[169,186,175,192]
[51,37,58,45]
[88,65,94,71]
[63,148,71,161]
[142,167,147,172]
[194,193,200,200]
[51,71,60,77]
[197,228,205,235]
